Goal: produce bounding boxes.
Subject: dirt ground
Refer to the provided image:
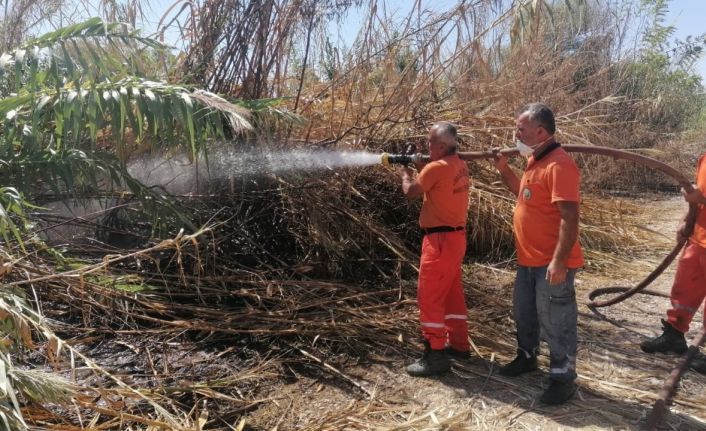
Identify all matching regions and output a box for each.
[243,196,706,430]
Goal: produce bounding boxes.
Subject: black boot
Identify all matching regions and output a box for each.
[406,349,451,377]
[690,351,706,374]
[445,346,471,361]
[640,319,687,354]
[540,380,577,405]
[497,351,538,377]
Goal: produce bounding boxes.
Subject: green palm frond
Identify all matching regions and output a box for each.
[0,18,167,95]
[190,89,253,135]
[0,147,195,234]
[25,17,165,50]
[0,187,28,250]
[0,79,252,161]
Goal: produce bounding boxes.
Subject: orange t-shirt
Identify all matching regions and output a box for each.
[513,147,584,268]
[416,154,470,228]
[689,153,706,248]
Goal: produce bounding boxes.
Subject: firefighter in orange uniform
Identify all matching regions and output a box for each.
[398,122,471,377]
[494,103,583,405]
[640,152,706,374]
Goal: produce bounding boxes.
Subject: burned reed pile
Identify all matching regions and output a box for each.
[13,178,702,429]
[1,0,705,429]
[8,158,660,429]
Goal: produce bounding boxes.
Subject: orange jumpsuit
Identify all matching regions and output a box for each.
[416,154,470,350]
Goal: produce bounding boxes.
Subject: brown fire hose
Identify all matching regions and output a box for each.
[646,328,706,431]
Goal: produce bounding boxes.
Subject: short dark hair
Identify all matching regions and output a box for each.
[518,103,556,134]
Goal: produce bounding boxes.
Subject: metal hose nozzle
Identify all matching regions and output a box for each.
[380,153,428,167]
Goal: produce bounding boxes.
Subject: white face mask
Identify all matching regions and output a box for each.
[515,136,552,157]
[515,140,536,157]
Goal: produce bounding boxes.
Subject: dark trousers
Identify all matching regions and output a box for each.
[513,265,578,382]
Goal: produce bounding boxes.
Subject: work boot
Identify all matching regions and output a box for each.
[406,349,450,377]
[640,319,687,355]
[540,380,577,405]
[446,346,471,361]
[497,352,538,377]
[690,351,706,374]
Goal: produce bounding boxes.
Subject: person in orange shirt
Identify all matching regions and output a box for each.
[640,153,706,374]
[398,122,471,377]
[493,103,583,405]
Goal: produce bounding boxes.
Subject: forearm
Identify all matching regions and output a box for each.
[498,167,520,196]
[552,216,579,264]
[400,170,424,200]
[682,193,704,223]
[684,187,706,206]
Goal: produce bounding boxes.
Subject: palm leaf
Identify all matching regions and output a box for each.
[26,17,165,51]
[0,79,253,160]
[0,18,167,92]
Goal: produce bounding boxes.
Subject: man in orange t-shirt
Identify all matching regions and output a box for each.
[494,103,583,405]
[399,122,470,377]
[640,153,706,374]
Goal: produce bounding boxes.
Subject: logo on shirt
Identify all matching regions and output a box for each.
[452,165,470,194]
[522,187,532,200]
